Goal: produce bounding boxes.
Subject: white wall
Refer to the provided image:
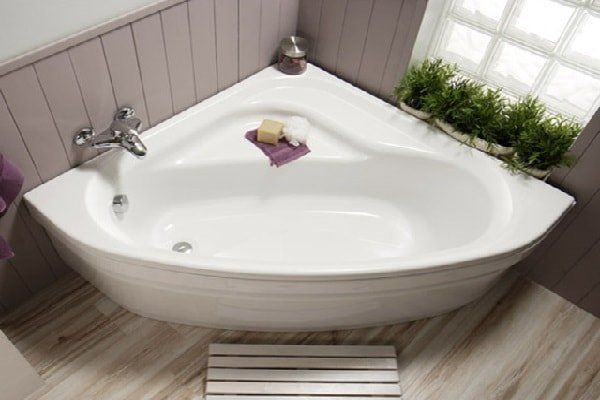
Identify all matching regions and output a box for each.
[0,0,161,63]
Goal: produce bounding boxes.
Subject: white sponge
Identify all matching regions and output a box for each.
[283,116,311,147]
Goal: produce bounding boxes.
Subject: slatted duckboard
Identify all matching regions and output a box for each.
[205,344,402,399]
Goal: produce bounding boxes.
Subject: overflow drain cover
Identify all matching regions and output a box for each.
[172,242,193,254]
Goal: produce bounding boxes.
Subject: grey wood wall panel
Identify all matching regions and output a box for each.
[239,0,262,80]
[0,92,66,297]
[299,0,426,99]
[69,38,118,134]
[553,238,600,304]
[0,94,42,192]
[215,0,239,91]
[0,206,55,293]
[260,0,282,68]
[0,260,30,310]
[101,25,151,130]
[280,0,300,39]
[379,0,427,98]
[18,207,69,277]
[335,0,374,83]
[131,14,173,125]
[0,0,299,311]
[0,67,70,182]
[188,0,219,101]
[161,3,197,112]
[34,52,97,166]
[297,0,323,61]
[355,0,403,95]
[314,0,347,72]
[578,283,600,317]
[132,15,174,126]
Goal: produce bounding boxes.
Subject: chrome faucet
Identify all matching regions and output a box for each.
[74,107,147,158]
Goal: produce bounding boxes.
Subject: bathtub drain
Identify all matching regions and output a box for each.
[172,242,193,254]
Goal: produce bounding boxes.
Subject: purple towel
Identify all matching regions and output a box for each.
[0,154,24,260]
[245,130,310,167]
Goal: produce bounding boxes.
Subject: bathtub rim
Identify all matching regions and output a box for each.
[24,63,576,281]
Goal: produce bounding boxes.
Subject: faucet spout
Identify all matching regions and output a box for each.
[74,107,147,158]
[122,133,147,158]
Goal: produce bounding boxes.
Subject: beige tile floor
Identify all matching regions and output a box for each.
[0,270,598,400]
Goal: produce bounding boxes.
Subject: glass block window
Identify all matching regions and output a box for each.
[425,0,600,123]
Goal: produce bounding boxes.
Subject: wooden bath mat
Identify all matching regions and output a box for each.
[205,344,402,399]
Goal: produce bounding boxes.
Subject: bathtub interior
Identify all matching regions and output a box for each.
[84,102,512,266]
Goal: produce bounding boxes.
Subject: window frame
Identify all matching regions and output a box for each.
[411,0,600,123]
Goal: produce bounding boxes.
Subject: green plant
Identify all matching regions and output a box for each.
[470,87,508,146]
[514,115,580,171]
[394,58,456,111]
[425,78,508,145]
[502,96,546,147]
[425,77,483,131]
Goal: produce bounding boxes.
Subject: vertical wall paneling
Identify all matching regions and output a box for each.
[0,260,30,310]
[300,0,428,98]
[335,0,374,83]
[18,207,70,277]
[69,38,118,134]
[239,0,262,80]
[260,0,282,68]
[379,0,426,98]
[101,25,151,129]
[132,14,174,125]
[161,3,197,112]
[553,237,600,304]
[188,0,219,101]
[0,0,299,310]
[0,94,42,193]
[578,283,600,316]
[0,207,55,292]
[279,0,300,39]
[355,0,403,95]
[0,67,70,182]
[0,88,66,279]
[0,90,65,288]
[215,0,239,91]
[297,0,323,60]
[314,0,347,72]
[34,52,97,165]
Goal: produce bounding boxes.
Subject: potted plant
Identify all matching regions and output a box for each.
[513,115,580,178]
[394,58,456,120]
[425,77,513,155]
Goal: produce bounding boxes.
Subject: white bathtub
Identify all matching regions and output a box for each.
[25,65,573,331]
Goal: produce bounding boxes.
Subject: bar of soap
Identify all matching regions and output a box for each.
[257,119,283,145]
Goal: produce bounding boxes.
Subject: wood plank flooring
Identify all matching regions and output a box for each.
[0,270,598,400]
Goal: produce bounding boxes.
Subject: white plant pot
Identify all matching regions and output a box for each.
[514,153,551,179]
[435,119,514,156]
[472,138,515,156]
[399,102,431,120]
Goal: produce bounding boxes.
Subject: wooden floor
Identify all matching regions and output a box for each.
[0,270,598,400]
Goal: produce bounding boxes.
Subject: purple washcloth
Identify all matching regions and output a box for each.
[0,154,24,260]
[245,130,310,167]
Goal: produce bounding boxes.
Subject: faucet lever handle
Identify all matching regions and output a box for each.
[115,107,136,121]
[74,127,96,145]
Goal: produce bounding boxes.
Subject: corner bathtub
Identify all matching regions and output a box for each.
[25,65,574,331]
